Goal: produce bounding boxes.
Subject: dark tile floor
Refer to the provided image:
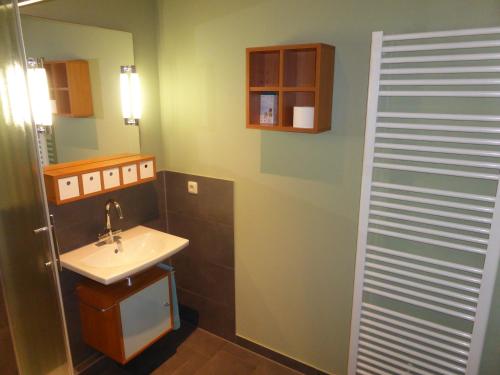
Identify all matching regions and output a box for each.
[81,324,302,375]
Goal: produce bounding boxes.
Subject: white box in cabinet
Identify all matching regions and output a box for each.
[121,164,138,185]
[103,167,120,190]
[120,276,171,358]
[139,160,154,179]
[82,171,102,195]
[57,176,80,201]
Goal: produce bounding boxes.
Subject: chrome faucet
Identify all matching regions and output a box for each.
[98,199,124,244]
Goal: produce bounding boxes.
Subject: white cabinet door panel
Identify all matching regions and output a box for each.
[121,164,138,185]
[57,176,80,201]
[82,171,101,195]
[120,276,171,359]
[139,160,154,179]
[103,168,120,189]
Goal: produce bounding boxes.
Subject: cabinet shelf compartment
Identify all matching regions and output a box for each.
[283,48,317,87]
[248,50,280,87]
[51,63,68,89]
[249,91,279,127]
[282,91,315,128]
[54,90,71,115]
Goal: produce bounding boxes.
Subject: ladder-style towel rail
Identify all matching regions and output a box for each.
[366,245,484,275]
[378,112,500,122]
[359,333,467,373]
[376,123,500,133]
[370,191,494,213]
[382,39,500,52]
[359,324,469,364]
[360,319,470,355]
[357,359,405,375]
[368,218,488,245]
[375,142,500,158]
[360,311,471,348]
[349,27,500,375]
[382,27,500,41]
[375,133,500,145]
[358,349,434,375]
[380,78,500,85]
[381,66,500,74]
[370,182,496,202]
[380,90,500,98]
[362,286,476,321]
[370,200,493,224]
[364,270,479,303]
[364,262,480,293]
[363,279,477,313]
[374,153,500,169]
[382,53,500,64]
[366,249,483,281]
[362,303,473,339]
[367,227,487,254]
[370,209,489,234]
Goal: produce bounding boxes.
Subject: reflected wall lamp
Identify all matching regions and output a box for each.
[27,57,52,127]
[120,65,141,126]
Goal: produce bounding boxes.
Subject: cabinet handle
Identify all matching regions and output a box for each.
[33,226,49,234]
[90,176,94,181]
[164,302,170,308]
[50,214,63,272]
[66,181,71,186]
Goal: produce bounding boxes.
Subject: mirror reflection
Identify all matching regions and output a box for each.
[20,15,141,164]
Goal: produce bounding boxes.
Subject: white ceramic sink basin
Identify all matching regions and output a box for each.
[60,225,189,285]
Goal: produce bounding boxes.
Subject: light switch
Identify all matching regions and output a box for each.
[187,181,198,194]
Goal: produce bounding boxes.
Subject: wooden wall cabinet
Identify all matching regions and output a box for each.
[43,154,157,205]
[45,60,94,117]
[76,267,173,364]
[246,43,335,133]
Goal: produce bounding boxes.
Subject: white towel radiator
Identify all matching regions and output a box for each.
[349,27,500,375]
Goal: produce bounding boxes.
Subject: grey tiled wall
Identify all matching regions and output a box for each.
[163,171,235,341]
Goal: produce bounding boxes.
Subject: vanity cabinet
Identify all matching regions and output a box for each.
[76,267,173,364]
[44,154,156,205]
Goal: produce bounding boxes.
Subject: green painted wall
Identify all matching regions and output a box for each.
[156,0,500,373]
[21,0,164,165]
[22,15,139,162]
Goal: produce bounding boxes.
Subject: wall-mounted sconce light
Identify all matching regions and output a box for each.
[0,63,31,127]
[27,57,52,127]
[120,65,141,126]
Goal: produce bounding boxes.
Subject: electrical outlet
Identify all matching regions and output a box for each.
[187,181,198,194]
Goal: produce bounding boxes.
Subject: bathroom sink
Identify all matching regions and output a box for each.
[60,226,189,285]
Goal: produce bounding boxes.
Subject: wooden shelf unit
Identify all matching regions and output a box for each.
[45,60,94,117]
[246,43,335,133]
[43,154,157,205]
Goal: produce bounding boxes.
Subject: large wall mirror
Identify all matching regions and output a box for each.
[20,15,141,165]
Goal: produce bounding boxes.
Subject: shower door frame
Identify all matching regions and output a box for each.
[0,0,73,373]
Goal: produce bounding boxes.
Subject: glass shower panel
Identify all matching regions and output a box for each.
[0,0,71,374]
